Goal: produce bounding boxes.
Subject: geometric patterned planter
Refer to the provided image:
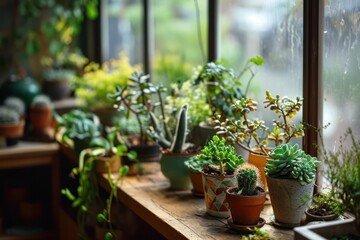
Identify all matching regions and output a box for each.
[201,171,236,218]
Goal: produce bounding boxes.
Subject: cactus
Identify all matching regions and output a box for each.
[148,103,188,153]
[197,135,244,175]
[31,94,52,107]
[265,143,319,185]
[236,168,257,195]
[0,106,20,123]
[4,97,25,116]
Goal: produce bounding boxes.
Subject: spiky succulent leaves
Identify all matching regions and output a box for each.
[198,135,243,175]
[170,104,188,153]
[147,111,171,149]
[237,169,257,195]
[265,143,319,185]
[184,156,210,173]
[0,106,20,123]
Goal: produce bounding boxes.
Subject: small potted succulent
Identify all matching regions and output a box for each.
[226,167,266,227]
[0,97,26,147]
[54,109,102,156]
[265,143,319,227]
[147,103,198,190]
[216,91,304,190]
[42,68,75,101]
[29,94,53,131]
[197,135,244,218]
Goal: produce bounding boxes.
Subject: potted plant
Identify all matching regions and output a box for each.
[147,103,198,190]
[42,68,76,101]
[74,53,140,126]
[304,190,345,222]
[226,167,266,228]
[29,94,53,132]
[3,96,26,119]
[54,109,102,156]
[184,156,210,196]
[108,71,164,173]
[196,135,244,218]
[215,91,304,190]
[264,143,319,227]
[0,100,25,147]
[62,138,134,240]
[294,128,360,239]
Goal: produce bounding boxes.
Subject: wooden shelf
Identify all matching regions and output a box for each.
[98,169,294,240]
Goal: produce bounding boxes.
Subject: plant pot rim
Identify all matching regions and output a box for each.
[162,151,198,157]
[266,175,315,184]
[305,208,339,220]
[226,186,266,197]
[200,169,234,178]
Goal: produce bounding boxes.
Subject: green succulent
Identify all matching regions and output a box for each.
[265,143,319,185]
[236,168,258,195]
[197,135,244,175]
[4,97,25,116]
[31,94,52,107]
[184,156,210,173]
[0,106,20,123]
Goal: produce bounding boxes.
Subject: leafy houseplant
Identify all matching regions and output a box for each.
[264,143,319,226]
[216,91,304,190]
[54,109,102,156]
[226,167,266,226]
[199,135,244,218]
[61,132,136,240]
[194,56,264,121]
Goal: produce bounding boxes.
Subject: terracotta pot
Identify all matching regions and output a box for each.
[160,152,195,190]
[201,171,237,218]
[29,106,53,130]
[0,119,25,137]
[96,155,121,174]
[248,149,272,191]
[266,175,314,227]
[189,171,204,196]
[226,187,266,225]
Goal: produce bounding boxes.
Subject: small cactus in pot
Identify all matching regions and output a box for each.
[0,106,25,146]
[29,94,53,131]
[226,166,266,226]
[4,96,26,118]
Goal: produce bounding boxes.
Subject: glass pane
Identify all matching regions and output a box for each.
[152,0,207,86]
[221,0,304,147]
[101,0,143,65]
[322,2,360,151]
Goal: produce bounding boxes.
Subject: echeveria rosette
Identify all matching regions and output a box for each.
[265,143,319,185]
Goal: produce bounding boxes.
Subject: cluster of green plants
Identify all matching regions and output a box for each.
[195,135,244,175]
[309,190,346,217]
[321,128,360,226]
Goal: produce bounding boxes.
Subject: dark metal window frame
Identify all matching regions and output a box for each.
[91,0,322,156]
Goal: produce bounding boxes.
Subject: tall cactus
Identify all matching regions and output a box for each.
[148,103,188,153]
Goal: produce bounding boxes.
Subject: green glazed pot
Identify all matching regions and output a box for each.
[160,152,196,190]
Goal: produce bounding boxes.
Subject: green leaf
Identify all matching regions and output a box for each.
[86,3,98,20]
[105,232,113,240]
[127,150,137,160]
[96,213,106,223]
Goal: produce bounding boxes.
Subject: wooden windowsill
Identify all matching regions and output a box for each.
[98,168,294,240]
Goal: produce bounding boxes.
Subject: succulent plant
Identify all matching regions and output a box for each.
[197,135,244,175]
[148,103,188,153]
[265,143,319,185]
[43,68,75,82]
[31,94,52,107]
[236,168,258,195]
[0,106,20,123]
[184,156,210,173]
[3,97,25,116]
